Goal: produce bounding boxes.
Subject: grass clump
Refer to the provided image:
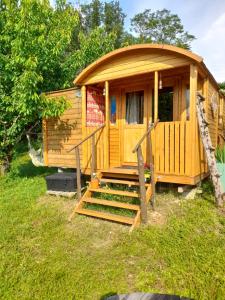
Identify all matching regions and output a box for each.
[0,145,225,299]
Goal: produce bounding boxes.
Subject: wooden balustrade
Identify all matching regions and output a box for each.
[153,121,191,176]
[132,121,158,223]
[68,124,105,200]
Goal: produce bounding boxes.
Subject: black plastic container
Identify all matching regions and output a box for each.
[46,172,79,192]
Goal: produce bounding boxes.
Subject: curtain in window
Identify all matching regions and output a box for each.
[126,91,144,124]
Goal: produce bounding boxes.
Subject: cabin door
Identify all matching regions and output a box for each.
[121,86,147,165]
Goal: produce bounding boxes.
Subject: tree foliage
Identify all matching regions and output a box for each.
[131,9,195,49]
[62,27,116,88]
[80,0,125,48]
[0,0,78,167]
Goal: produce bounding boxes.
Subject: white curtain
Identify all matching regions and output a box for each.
[126,91,144,124]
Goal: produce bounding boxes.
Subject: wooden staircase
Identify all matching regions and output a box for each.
[68,121,158,230]
[69,168,153,231]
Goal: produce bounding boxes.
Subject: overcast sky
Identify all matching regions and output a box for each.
[73,0,225,82]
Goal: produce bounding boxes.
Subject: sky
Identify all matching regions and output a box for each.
[120,0,225,82]
[73,0,225,82]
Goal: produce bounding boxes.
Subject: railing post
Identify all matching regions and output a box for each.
[149,131,155,209]
[75,147,81,200]
[137,146,148,224]
[154,71,159,122]
[91,134,96,180]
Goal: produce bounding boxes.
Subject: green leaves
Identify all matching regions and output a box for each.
[131,9,195,49]
[0,0,78,167]
[61,27,116,88]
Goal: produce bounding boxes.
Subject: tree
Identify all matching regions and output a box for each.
[81,0,102,33]
[0,0,79,170]
[80,0,125,48]
[103,1,126,47]
[131,9,195,49]
[62,27,116,87]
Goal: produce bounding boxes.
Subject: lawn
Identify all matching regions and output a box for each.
[0,146,225,300]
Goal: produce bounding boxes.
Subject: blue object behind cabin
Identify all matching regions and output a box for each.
[216,163,225,193]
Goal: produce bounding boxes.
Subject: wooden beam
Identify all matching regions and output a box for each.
[137,146,148,224]
[75,147,81,200]
[105,81,110,168]
[81,85,87,170]
[91,134,96,180]
[154,71,158,122]
[190,64,198,177]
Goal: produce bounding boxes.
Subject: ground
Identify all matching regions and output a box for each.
[0,146,225,300]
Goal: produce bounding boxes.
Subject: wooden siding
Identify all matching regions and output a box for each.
[44,88,82,168]
[109,126,120,167]
[82,50,191,84]
[206,81,219,147]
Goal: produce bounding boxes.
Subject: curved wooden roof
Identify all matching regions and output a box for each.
[74,44,203,85]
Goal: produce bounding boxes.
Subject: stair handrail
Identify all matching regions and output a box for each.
[132,120,159,223]
[67,123,105,200]
[132,120,159,153]
[68,123,105,152]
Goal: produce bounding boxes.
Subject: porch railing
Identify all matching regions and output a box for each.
[132,120,159,223]
[68,124,105,200]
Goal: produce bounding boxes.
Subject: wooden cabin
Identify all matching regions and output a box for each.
[43,44,225,227]
[44,44,225,186]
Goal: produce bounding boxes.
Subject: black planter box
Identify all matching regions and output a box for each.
[46,172,82,192]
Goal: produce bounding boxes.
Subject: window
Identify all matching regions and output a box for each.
[152,87,173,122]
[126,91,144,124]
[110,96,116,124]
[185,86,190,121]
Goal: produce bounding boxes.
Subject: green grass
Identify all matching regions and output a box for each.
[0,145,225,299]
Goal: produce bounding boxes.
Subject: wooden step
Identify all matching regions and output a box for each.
[83,197,140,210]
[75,208,134,225]
[101,168,138,175]
[89,187,139,198]
[100,178,150,187]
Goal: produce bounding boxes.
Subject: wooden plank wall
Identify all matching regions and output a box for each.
[217,94,225,147]
[44,88,82,168]
[109,126,120,167]
[206,81,219,147]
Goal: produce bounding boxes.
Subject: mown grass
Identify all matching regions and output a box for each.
[0,145,225,299]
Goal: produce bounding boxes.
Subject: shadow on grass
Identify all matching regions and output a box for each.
[17,160,57,178]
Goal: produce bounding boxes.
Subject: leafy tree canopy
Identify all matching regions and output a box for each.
[131,9,195,49]
[0,0,78,167]
[80,0,125,47]
[62,27,116,88]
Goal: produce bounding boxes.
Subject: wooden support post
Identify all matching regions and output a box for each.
[190,64,198,176]
[149,134,155,209]
[42,119,48,166]
[154,71,159,122]
[137,146,148,224]
[81,85,87,169]
[91,134,96,180]
[75,147,81,200]
[105,81,109,168]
